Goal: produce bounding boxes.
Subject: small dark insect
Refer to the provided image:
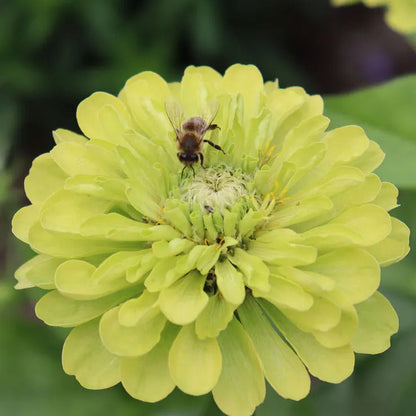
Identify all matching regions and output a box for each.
[165,98,225,177]
[203,272,218,296]
[204,205,214,214]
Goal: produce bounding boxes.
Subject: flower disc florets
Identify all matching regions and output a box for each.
[181,165,250,214]
[12,64,409,416]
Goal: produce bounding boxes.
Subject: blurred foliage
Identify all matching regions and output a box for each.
[1,0,416,415]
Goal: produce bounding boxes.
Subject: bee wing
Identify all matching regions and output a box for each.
[165,97,185,135]
[205,98,220,127]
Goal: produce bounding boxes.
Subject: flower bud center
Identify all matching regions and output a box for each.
[181,165,249,212]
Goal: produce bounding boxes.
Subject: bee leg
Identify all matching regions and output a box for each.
[199,152,205,168]
[181,165,187,179]
[203,140,226,154]
[207,124,221,131]
[190,165,196,177]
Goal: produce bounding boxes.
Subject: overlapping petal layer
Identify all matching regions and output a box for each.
[12,64,409,416]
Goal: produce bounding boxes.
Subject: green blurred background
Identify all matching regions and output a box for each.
[2,0,416,415]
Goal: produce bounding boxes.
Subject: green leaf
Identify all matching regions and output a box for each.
[324,76,416,188]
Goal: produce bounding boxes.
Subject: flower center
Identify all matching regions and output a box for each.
[180,165,250,213]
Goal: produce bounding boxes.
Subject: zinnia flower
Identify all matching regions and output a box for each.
[332,0,416,34]
[12,64,409,416]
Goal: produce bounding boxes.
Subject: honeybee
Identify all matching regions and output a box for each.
[165,98,225,176]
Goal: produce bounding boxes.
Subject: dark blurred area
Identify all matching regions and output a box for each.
[2,0,416,163]
[1,1,416,415]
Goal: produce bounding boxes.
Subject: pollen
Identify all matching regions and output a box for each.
[258,140,278,167]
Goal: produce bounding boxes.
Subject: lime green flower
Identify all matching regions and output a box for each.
[12,64,409,415]
[332,0,416,33]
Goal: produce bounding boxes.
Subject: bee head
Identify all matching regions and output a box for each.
[178,153,199,164]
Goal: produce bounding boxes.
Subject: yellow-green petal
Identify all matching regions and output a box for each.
[215,259,245,306]
[76,92,132,141]
[121,324,178,402]
[15,254,63,289]
[62,319,120,389]
[99,306,166,357]
[276,266,335,293]
[302,204,392,249]
[313,307,358,348]
[118,290,159,326]
[367,218,410,267]
[223,64,264,123]
[280,115,329,160]
[248,238,317,267]
[263,301,354,383]
[12,205,40,244]
[239,296,310,400]
[228,248,270,292]
[253,273,314,312]
[351,291,399,354]
[93,250,145,282]
[55,259,131,300]
[144,257,180,292]
[24,153,67,204]
[304,248,380,304]
[35,288,134,327]
[195,294,235,339]
[50,141,121,177]
[169,324,222,395]
[52,128,87,144]
[213,318,265,416]
[351,139,385,173]
[272,195,333,228]
[152,238,195,258]
[281,295,341,332]
[322,126,369,167]
[40,190,111,234]
[28,221,140,258]
[158,271,209,325]
[328,204,391,246]
[386,0,416,33]
[119,71,171,139]
[372,182,398,211]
